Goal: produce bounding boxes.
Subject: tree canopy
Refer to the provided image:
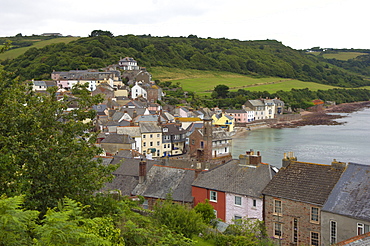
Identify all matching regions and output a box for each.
[0,68,116,213]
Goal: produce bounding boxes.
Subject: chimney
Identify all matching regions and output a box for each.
[195,168,202,179]
[239,150,261,166]
[331,159,346,170]
[282,152,297,167]
[139,159,147,184]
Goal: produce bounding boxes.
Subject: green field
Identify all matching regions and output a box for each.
[0,37,79,60]
[150,67,338,95]
[322,52,367,61]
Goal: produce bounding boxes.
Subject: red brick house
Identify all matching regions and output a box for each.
[262,157,346,246]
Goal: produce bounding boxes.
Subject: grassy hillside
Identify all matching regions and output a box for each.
[322,52,367,61]
[0,37,79,60]
[150,67,338,95]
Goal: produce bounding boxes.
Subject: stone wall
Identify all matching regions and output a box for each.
[264,195,322,246]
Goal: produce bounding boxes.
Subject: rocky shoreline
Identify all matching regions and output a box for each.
[271,101,370,129]
[232,101,370,137]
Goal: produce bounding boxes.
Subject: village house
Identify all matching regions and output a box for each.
[132,161,196,209]
[161,123,187,157]
[262,154,346,246]
[224,109,250,124]
[140,122,163,158]
[192,151,277,223]
[116,126,142,153]
[118,57,140,70]
[244,99,266,120]
[212,113,235,132]
[188,115,232,165]
[52,70,122,91]
[32,80,57,92]
[321,162,370,245]
[98,133,136,155]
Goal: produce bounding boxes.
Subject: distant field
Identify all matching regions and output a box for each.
[149,67,338,95]
[322,52,367,61]
[0,37,79,60]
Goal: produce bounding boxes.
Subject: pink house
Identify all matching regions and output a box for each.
[192,151,277,223]
[225,109,251,123]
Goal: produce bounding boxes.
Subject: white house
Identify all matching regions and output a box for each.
[131,82,147,100]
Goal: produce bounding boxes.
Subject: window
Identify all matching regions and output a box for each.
[274,200,282,216]
[191,139,195,145]
[330,220,337,245]
[157,141,160,146]
[157,134,160,137]
[311,232,319,246]
[252,199,257,207]
[293,218,298,243]
[150,142,153,146]
[143,142,146,147]
[210,191,217,202]
[143,134,146,139]
[164,144,166,149]
[274,223,282,238]
[358,223,364,235]
[150,134,153,138]
[311,207,319,223]
[234,196,242,206]
[234,215,242,223]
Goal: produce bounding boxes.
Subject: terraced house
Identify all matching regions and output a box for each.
[262,158,346,246]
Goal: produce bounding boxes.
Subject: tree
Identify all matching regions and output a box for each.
[213,84,230,99]
[152,195,205,238]
[0,69,116,213]
[194,199,216,224]
[89,30,114,38]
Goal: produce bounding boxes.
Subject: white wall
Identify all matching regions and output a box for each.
[225,193,263,223]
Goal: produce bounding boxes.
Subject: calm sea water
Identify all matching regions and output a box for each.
[232,107,370,168]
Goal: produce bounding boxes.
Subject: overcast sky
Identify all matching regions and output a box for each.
[1,0,368,50]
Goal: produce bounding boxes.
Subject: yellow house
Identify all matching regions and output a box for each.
[212,113,235,132]
[139,122,162,158]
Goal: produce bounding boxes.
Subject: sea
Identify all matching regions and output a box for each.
[231,107,370,168]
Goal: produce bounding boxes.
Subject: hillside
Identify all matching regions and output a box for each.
[0,36,79,60]
[1,33,369,88]
[149,67,339,96]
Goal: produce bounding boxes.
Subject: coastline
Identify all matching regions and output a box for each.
[232,101,370,138]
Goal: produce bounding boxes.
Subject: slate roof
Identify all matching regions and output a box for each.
[139,121,162,133]
[117,126,141,137]
[322,162,370,221]
[262,161,345,205]
[101,133,135,144]
[102,158,157,196]
[225,109,247,114]
[192,160,276,198]
[132,165,195,203]
[247,99,265,107]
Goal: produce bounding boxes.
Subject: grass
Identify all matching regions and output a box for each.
[149,67,338,96]
[0,37,79,60]
[322,52,367,61]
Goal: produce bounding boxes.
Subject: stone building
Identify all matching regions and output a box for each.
[262,157,346,246]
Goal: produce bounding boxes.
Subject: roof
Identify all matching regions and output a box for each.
[102,158,157,196]
[101,133,135,144]
[262,161,345,205]
[192,160,276,198]
[322,162,370,221]
[225,109,247,114]
[247,99,265,107]
[336,232,370,246]
[132,165,195,203]
[117,126,141,137]
[139,121,162,133]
